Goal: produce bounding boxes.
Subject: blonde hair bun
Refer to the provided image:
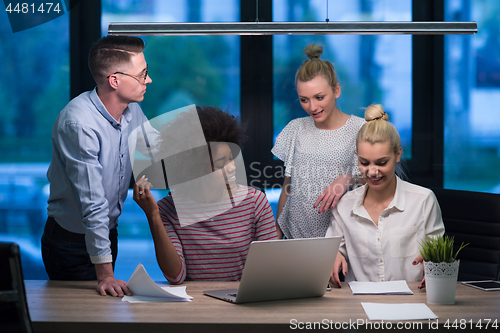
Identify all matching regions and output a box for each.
[357,103,400,157]
[304,44,323,59]
[296,43,338,89]
[365,104,389,122]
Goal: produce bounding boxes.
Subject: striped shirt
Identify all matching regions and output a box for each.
[158,186,277,284]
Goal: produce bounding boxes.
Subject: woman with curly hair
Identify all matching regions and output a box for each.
[134,106,277,284]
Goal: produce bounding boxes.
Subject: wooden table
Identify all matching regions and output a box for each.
[25,280,500,333]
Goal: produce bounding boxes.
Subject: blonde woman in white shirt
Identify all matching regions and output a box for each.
[327,104,444,289]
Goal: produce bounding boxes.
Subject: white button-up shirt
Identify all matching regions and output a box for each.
[327,176,445,282]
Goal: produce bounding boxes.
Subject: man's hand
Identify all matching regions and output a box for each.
[97,277,131,297]
[95,262,132,296]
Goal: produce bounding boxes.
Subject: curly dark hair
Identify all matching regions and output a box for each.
[196,105,247,146]
[154,105,246,188]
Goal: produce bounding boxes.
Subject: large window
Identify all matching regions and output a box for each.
[102,0,241,119]
[0,12,69,278]
[444,0,500,193]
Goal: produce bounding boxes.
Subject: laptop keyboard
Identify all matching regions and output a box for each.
[226,293,238,297]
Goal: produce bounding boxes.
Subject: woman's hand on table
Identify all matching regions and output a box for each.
[412,254,426,289]
[330,252,348,288]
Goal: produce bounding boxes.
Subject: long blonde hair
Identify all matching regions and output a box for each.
[295,44,338,91]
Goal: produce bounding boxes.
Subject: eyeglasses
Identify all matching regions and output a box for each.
[107,65,149,84]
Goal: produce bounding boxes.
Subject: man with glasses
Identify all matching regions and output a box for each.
[42,35,152,297]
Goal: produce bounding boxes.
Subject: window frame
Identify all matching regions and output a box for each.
[410,0,444,188]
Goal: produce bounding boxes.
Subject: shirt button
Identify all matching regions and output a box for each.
[379,259,383,263]
[377,238,380,241]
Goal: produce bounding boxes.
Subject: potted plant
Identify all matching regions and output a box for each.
[419,235,468,305]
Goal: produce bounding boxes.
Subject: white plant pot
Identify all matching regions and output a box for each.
[424,260,460,305]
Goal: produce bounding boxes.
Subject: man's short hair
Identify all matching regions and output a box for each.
[88,35,146,82]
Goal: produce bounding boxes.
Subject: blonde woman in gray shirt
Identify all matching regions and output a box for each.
[272,44,365,240]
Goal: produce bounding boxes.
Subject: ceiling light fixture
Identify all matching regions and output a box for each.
[108,21,477,36]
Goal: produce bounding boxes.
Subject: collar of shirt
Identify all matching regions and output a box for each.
[351,176,406,219]
[89,87,132,129]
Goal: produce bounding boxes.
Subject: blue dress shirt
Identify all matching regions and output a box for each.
[47,88,149,264]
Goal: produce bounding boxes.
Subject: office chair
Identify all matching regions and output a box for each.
[432,188,500,281]
[0,242,34,333]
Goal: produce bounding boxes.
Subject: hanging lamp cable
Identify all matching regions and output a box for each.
[256,0,259,23]
[326,0,329,23]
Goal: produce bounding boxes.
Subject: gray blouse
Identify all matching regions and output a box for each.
[271,115,365,239]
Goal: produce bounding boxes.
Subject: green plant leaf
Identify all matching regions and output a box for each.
[418,235,469,263]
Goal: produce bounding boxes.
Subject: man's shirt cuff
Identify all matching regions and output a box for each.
[90,255,113,265]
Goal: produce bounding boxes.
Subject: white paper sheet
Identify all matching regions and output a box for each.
[361,302,438,321]
[348,280,413,295]
[122,264,193,303]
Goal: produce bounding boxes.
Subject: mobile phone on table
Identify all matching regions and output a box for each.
[462,280,500,291]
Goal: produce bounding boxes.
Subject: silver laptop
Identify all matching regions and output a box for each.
[203,236,341,304]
